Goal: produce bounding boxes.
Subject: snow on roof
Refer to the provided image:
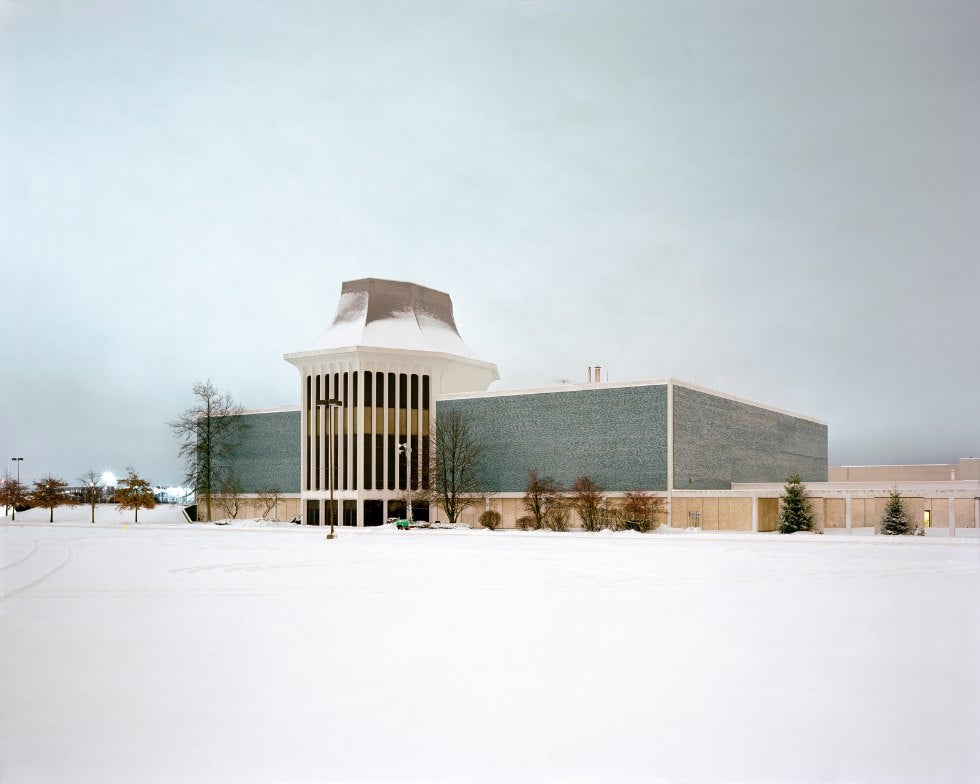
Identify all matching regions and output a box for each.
[295,278,479,358]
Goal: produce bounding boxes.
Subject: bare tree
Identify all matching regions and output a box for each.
[431,409,484,525]
[114,468,157,523]
[255,485,283,520]
[571,475,606,532]
[524,470,562,530]
[544,496,571,532]
[1,474,29,520]
[169,380,246,523]
[31,475,75,523]
[215,478,244,520]
[79,469,103,524]
[617,491,667,532]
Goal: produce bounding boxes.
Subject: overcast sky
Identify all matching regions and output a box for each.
[1,0,978,486]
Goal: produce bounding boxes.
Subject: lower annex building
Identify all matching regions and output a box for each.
[214,278,979,535]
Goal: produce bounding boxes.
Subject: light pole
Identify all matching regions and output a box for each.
[10,457,23,521]
[398,442,413,522]
[317,398,342,539]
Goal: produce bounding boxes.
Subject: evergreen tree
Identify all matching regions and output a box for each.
[778,474,814,534]
[880,489,910,535]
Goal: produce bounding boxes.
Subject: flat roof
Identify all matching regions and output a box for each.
[231,405,301,416]
[437,377,825,425]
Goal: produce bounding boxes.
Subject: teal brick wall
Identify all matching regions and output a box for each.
[219,410,301,493]
[437,385,669,492]
[672,386,827,489]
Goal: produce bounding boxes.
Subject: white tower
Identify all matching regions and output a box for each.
[284,278,499,527]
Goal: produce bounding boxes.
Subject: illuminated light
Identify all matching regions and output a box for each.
[101,471,117,487]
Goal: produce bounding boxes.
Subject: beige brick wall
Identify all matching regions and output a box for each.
[823,498,846,528]
[758,498,779,532]
[955,498,977,528]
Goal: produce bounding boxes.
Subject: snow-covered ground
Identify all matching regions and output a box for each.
[1,513,977,783]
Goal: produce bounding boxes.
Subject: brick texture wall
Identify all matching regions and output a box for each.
[220,410,301,493]
[672,386,827,489]
[438,385,669,492]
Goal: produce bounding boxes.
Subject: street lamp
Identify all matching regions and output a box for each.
[398,442,413,522]
[316,398,342,539]
[10,457,23,521]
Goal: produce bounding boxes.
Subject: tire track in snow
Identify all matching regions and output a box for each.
[0,537,40,571]
[0,539,75,602]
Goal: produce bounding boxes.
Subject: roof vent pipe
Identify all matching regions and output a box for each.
[595,366,601,383]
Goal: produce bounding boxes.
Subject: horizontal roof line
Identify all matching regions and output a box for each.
[438,377,825,425]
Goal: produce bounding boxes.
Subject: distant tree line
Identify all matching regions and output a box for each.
[1,467,157,523]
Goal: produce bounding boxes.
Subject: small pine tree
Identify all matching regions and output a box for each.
[778,474,814,534]
[880,489,910,535]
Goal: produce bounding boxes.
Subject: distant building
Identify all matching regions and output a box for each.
[215,277,978,535]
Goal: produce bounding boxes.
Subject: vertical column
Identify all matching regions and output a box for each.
[302,373,310,495]
[751,495,759,533]
[410,373,419,493]
[666,380,674,530]
[387,372,396,492]
[317,373,325,496]
[363,370,372,498]
[333,372,341,496]
[352,370,359,499]
[398,373,408,491]
[974,497,979,530]
[948,497,956,538]
[845,495,852,534]
[421,375,430,492]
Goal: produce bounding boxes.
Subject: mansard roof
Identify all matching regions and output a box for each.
[292,278,481,359]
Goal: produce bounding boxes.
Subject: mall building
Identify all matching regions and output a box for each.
[217,278,979,536]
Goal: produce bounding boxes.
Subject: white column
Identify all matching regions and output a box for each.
[975,497,979,529]
[845,495,852,534]
[319,371,327,512]
[382,367,389,494]
[751,495,759,533]
[948,497,956,538]
[666,380,674,529]
[300,371,309,523]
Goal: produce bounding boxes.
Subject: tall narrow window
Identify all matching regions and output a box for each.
[352,371,358,490]
[387,372,396,490]
[334,373,340,491]
[376,370,385,490]
[421,375,430,489]
[363,372,372,490]
[315,375,322,491]
[342,372,349,490]
[399,374,408,490]
[410,374,418,490]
